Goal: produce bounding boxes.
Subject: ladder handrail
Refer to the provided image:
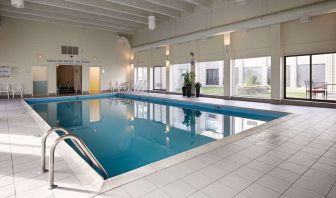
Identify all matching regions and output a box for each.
[48,134,108,189]
[41,127,87,173]
[41,127,70,173]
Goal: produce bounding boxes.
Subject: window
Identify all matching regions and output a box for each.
[134,67,148,90]
[171,63,191,92]
[134,101,148,119]
[152,104,166,124]
[196,61,224,95]
[233,57,271,98]
[285,53,336,101]
[153,66,166,90]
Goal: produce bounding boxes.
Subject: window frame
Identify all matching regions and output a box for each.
[284,51,336,103]
[152,66,166,91]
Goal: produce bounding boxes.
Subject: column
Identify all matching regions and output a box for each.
[147,67,151,91]
[165,45,170,93]
[223,40,232,99]
[270,23,284,102]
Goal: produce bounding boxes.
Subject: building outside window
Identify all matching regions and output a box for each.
[285,53,336,101]
[171,63,191,92]
[233,56,271,98]
[196,61,224,95]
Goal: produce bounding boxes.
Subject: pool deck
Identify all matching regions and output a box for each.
[1,92,336,198]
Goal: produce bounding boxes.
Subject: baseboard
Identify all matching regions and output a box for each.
[281,99,336,108]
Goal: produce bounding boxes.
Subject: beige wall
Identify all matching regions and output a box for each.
[131,0,325,47]
[0,17,131,95]
[283,12,336,55]
[133,13,336,100]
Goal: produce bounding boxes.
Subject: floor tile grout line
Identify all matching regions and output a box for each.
[326,178,336,198]
[229,127,322,197]
[7,99,17,197]
[278,126,336,197]
[156,121,310,198]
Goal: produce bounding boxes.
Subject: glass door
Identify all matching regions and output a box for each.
[285,55,311,100]
[153,66,166,90]
[285,53,336,102]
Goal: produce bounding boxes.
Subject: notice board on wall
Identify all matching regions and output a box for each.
[0,66,10,78]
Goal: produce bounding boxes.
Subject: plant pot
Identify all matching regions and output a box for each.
[186,84,192,97]
[182,86,187,96]
[196,87,200,97]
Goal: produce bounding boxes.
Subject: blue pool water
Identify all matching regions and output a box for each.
[27,94,286,178]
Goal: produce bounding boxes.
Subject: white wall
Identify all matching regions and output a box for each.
[0,17,131,95]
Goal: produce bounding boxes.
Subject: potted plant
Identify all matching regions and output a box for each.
[182,108,202,127]
[195,82,201,97]
[182,86,187,96]
[182,72,195,97]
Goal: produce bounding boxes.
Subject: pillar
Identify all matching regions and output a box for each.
[270,23,284,102]
[223,33,232,99]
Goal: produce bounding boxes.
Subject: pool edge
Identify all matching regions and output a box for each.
[23,92,296,194]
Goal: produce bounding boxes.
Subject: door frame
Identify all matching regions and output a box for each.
[284,51,336,103]
[32,65,48,97]
[56,64,83,94]
[88,66,101,94]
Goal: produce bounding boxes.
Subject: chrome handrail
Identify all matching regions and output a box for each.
[41,127,92,172]
[41,127,70,173]
[48,134,108,189]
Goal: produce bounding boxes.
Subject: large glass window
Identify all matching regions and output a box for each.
[285,55,310,99]
[285,53,336,101]
[196,61,224,95]
[233,57,271,98]
[153,66,166,90]
[134,67,148,90]
[171,63,191,92]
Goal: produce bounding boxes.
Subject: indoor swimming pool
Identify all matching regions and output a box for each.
[26,94,287,179]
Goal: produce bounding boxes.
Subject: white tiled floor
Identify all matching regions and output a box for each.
[1,93,336,198]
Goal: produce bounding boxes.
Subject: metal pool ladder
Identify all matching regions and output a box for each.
[41,127,108,189]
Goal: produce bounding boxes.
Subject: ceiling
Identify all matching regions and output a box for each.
[0,0,212,35]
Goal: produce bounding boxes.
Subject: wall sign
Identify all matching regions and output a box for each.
[0,65,10,78]
[47,59,90,64]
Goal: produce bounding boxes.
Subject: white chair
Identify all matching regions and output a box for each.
[0,84,10,99]
[111,81,122,92]
[11,84,24,98]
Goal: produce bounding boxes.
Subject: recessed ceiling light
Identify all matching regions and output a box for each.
[11,0,24,8]
[235,0,247,6]
[148,16,155,30]
[299,16,310,24]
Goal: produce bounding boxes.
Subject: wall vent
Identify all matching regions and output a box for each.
[61,46,79,55]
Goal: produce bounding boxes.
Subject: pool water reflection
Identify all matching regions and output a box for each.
[31,97,267,178]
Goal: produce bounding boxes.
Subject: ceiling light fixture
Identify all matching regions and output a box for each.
[11,0,24,8]
[148,16,155,30]
[235,0,247,6]
[299,16,310,24]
